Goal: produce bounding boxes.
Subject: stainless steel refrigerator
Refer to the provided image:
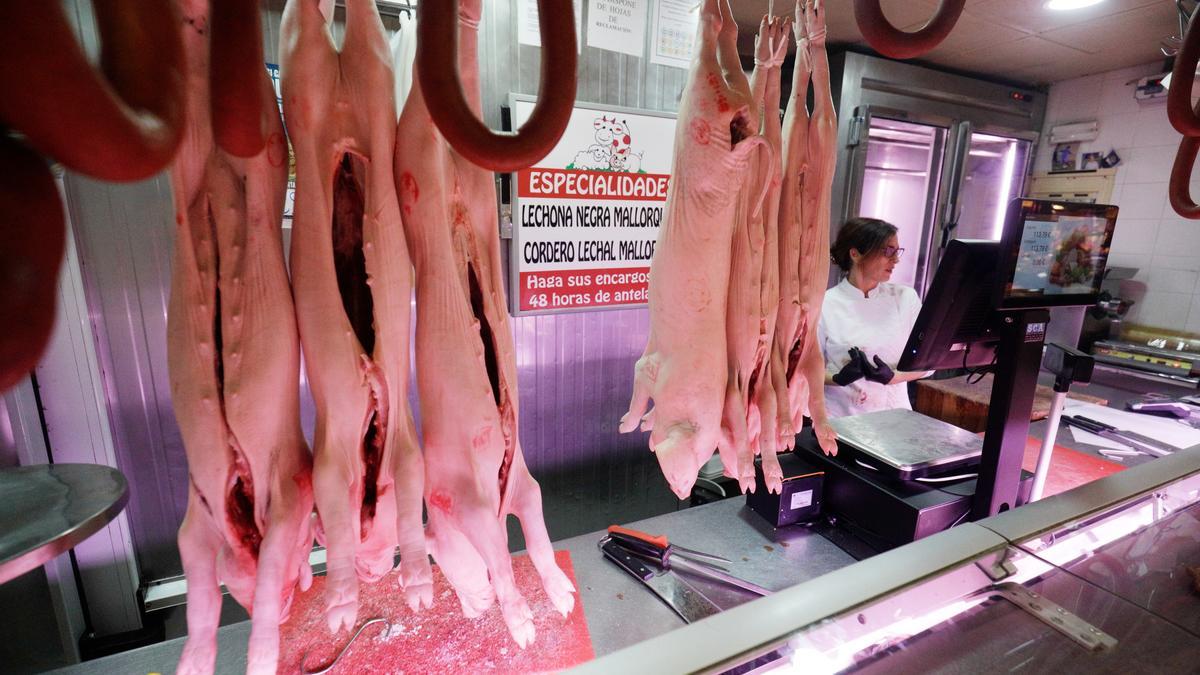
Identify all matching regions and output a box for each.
[828,52,1046,295]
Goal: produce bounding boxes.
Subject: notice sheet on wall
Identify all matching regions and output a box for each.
[517,0,584,51]
[650,0,699,68]
[508,96,676,315]
[586,0,648,57]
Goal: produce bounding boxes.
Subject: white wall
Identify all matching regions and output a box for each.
[1035,62,1200,335]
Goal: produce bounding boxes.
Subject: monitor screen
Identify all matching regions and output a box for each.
[998,199,1118,309]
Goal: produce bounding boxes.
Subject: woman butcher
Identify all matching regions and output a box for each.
[818,217,930,417]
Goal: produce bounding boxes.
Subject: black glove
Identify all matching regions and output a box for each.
[861,353,895,385]
[832,348,867,386]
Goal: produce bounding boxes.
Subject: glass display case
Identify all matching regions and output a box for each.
[573,448,1200,674]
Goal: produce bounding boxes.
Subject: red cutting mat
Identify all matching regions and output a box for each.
[277,550,593,674]
[1020,436,1125,498]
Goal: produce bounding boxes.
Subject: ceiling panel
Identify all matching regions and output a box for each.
[727,0,1178,85]
[962,0,1163,35]
[1038,2,1177,54]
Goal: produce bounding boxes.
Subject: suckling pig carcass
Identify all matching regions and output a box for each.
[394,0,576,648]
[621,0,774,499]
[169,2,313,673]
[281,0,431,633]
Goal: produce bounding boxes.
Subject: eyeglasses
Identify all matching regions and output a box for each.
[881,245,905,259]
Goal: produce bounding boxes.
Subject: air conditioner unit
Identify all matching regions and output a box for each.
[1048,120,1099,144]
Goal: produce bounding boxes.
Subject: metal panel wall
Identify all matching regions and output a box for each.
[59,0,687,579]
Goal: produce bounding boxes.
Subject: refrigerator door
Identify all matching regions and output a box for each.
[955,132,1034,241]
[845,108,948,290]
[924,126,1035,294]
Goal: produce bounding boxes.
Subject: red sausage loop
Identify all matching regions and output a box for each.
[417,0,577,172]
[1169,7,1200,137]
[1170,135,1200,219]
[0,138,66,392]
[211,0,268,157]
[0,1,186,181]
[852,0,965,60]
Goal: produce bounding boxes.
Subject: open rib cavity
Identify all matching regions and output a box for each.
[332,152,375,355]
[205,200,262,556]
[466,261,516,507]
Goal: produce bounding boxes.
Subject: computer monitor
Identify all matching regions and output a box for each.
[898,239,1001,372]
[898,198,1119,373]
[996,199,1118,309]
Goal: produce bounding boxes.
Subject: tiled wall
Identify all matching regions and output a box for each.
[1034,62,1200,335]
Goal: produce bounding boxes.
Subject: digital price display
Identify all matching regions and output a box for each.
[1010,214,1109,297]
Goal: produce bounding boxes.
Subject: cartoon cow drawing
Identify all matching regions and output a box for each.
[572,116,644,172]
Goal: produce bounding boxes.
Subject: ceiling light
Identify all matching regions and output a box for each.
[1045,0,1104,10]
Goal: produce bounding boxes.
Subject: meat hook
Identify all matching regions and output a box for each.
[299,617,388,674]
[416,0,577,172]
[852,0,965,60]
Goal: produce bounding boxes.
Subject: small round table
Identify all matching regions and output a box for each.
[0,463,130,586]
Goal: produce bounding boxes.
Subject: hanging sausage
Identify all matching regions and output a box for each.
[415,0,576,171]
[1168,5,1200,218]
[852,0,965,60]
[0,2,186,393]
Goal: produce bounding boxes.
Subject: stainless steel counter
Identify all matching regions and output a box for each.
[50,498,855,674]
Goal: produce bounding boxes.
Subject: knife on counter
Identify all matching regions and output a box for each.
[600,538,721,624]
[1061,415,1178,457]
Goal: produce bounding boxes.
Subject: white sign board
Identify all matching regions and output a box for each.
[517,0,584,51]
[586,0,648,58]
[650,0,699,68]
[509,96,676,314]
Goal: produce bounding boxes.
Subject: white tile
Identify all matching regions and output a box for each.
[1032,149,1053,174]
[1131,291,1192,331]
[1106,252,1151,280]
[1102,62,1168,90]
[1045,75,1103,125]
[1099,70,1148,117]
[1187,295,1200,334]
[1132,108,1185,148]
[1151,254,1200,273]
[1146,266,1199,294]
[1120,144,1179,185]
[1154,218,1200,256]
[1108,218,1157,256]
[1114,182,1169,219]
[1092,112,1138,153]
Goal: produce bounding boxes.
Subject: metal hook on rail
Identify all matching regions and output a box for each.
[852,0,965,60]
[416,0,577,172]
[211,0,269,157]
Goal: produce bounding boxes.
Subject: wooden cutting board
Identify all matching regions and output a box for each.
[914,374,1108,433]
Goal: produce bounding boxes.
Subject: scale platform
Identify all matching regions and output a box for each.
[828,409,984,480]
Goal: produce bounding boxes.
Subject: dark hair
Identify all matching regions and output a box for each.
[830,217,899,273]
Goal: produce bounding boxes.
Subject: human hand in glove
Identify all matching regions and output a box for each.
[861,353,895,385]
[832,347,867,386]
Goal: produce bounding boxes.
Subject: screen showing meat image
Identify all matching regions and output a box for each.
[1009,213,1109,297]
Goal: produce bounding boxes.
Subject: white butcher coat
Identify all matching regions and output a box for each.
[818,278,924,418]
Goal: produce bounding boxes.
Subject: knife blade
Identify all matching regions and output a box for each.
[600,538,722,624]
[1072,416,1178,457]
